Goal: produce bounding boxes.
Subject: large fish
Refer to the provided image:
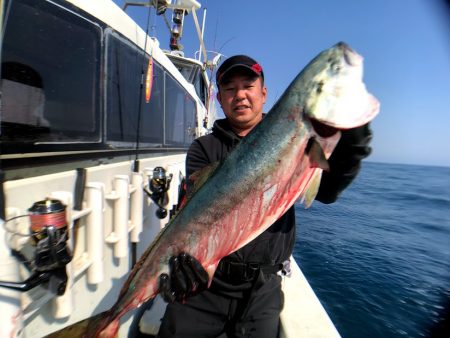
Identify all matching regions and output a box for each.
[50,42,379,338]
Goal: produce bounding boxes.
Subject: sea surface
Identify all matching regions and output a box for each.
[293,161,450,338]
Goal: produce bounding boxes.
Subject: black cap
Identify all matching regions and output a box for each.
[216,55,264,85]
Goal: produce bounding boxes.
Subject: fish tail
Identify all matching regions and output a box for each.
[95,320,120,338]
[84,310,119,338]
[43,311,113,338]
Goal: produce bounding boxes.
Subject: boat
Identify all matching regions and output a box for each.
[0,1,339,337]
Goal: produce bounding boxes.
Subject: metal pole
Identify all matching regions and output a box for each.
[199,8,207,61]
[191,7,207,63]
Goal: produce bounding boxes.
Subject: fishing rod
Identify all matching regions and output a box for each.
[132,1,153,166]
[122,1,155,267]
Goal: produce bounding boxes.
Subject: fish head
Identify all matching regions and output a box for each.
[302,42,379,129]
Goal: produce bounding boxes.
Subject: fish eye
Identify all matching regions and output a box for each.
[330,62,341,73]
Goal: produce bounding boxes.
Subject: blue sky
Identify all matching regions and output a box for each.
[117,0,450,167]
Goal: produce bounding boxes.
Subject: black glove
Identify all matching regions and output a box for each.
[316,123,373,204]
[158,253,209,303]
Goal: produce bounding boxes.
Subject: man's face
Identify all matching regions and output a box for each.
[217,72,267,136]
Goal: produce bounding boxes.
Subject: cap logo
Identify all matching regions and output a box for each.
[251,63,263,74]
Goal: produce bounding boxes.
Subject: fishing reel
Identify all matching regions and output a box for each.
[0,199,72,295]
[28,199,72,271]
[144,167,173,219]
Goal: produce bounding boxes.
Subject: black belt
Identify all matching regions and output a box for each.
[217,260,284,283]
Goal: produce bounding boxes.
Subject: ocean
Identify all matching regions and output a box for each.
[293,161,450,338]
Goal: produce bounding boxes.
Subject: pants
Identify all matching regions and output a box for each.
[157,274,283,338]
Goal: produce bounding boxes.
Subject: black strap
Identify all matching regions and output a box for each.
[261,263,284,275]
[217,260,283,283]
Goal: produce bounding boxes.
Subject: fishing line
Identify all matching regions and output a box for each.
[161,9,172,32]
[2,214,34,237]
[2,212,67,238]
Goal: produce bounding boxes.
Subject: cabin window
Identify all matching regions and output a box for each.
[106,31,197,148]
[193,70,208,106]
[165,74,196,146]
[0,0,101,145]
[169,56,207,106]
[105,31,164,146]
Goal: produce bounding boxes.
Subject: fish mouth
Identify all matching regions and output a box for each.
[309,118,339,137]
[336,41,363,67]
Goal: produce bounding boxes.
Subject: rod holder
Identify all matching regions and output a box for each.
[85,183,105,284]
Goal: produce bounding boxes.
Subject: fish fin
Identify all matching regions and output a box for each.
[205,263,219,288]
[187,162,220,199]
[302,138,328,208]
[303,170,323,208]
[306,137,330,171]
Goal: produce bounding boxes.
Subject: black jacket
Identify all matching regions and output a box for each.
[186,118,372,293]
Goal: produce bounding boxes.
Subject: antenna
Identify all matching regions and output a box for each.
[123,1,205,56]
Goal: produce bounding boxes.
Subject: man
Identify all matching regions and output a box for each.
[157,55,372,337]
